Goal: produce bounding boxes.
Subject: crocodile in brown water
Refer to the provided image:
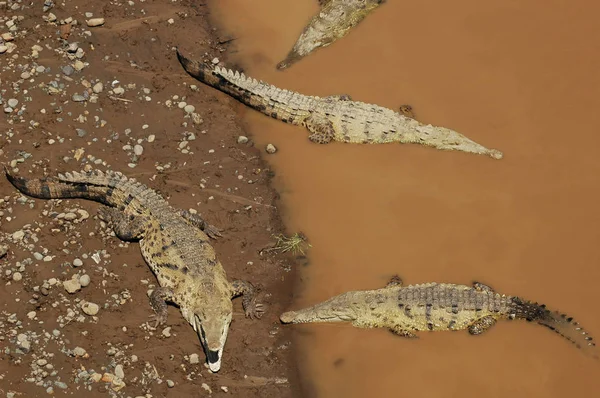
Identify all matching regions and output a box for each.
[276,0,385,70]
[5,168,264,372]
[177,50,503,159]
[280,276,597,358]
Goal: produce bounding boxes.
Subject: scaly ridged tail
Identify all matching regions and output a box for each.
[511,297,598,359]
[4,167,162,211]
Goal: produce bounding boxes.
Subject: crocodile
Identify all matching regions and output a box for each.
[276,0,385,70]
[177,50,503,159]
[4,167,264,372]
[280,276,597,358]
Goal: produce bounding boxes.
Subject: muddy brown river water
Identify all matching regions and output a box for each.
[208,0,600,396]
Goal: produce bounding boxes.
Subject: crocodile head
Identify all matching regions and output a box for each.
[185,298,233,372]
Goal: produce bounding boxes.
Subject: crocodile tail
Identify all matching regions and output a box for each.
[511,297,598,359]
[176,48,221,88]
[4,166,111,204]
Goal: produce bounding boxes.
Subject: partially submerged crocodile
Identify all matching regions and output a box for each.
[5,168,264,372]
[276,0,385,70]
[280,276,597,357]
[177,50,503,159]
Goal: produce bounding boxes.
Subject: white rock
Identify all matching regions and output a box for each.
[86,18,105,27]
[63,279,81,293]
[73,258,83,267]
[12,272,22,281]
[114,364,124,379]
[189,353,200,364]
[237,136,249,144]
[184,104,195,113]
[73,347,87,357]
[0,46,8,54]
[92,82,103,93]
[147,134,155,143]
[133,144,144,156]
[81,301,99,316]
[79,274,91,287]
[12,230,25,240]
[265,144,277,154]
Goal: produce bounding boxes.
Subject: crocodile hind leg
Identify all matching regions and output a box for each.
[399,105,415,119]
[386,275,403,288]
[304,114,335,144]
[98,206,148,241]
[467,315,497,335]
[148,286,174,327]
[179,209,222,239]
[231,280,265,319]
[473,282,494,292]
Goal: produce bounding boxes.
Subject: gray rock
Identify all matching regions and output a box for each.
[73,258,83,267]
[76,128,87,137]
[72,94,86,102]
[133,144,144,156]
[79,274,91,287]
[62,65,74,76]
[7,98,18,108]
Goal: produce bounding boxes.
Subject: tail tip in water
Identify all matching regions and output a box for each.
[280,311,297,323]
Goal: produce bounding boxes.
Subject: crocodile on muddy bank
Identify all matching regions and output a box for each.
[280,276,597,358]
[276,0,385,70]
[4,167,264,372]
[177,50,503,159]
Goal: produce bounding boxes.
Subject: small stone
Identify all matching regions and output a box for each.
[86,18,105,27]
[92,82,103,93]
[162,327,171,337]
[114,364,124,379]
[0,46,8,54]
[67,42,79,53]
[34,252,44,260]
[237,136,249,144]
[72,94,86,102]
[81,301,99,316]
[1,33,14,42]
[35,65,46,73]
[184,104,195,113]
[211,57,220,65]
[76,128,87,137]
[12,272,22,281]
[63,279,81,293]
[54,382,68,390]
[7,98,18,108]
[62,65,74,76]
[73,258,83,267]
[265,144,277,154]
[20,71,31,79]
[73,60,85,71]
[27,311,36,319]
[189,353,200,364]
[73,347,87,357]
[167,18,175,25]
[133,144,144,156]
[201,383,212,393]
[79,274,91,287]
[113,87,125,95]
[37,358,48,366]
[47,13,57,22]
[12,230,25,240]
[167,380,175,388]
[147,134,155,143]
[177,101,187,109]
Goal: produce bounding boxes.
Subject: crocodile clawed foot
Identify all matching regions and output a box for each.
[97,206,116,223]
[204,224,223,239]
[398,104,415,119]
[246,302,266,320]
[148,312,168,328]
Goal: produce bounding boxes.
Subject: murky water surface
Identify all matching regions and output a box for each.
[208,1,600,396]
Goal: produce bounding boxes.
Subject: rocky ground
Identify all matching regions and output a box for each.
[0,0,301,397]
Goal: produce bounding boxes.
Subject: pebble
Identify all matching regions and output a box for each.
[37,358,48,366]
[133,144,144,156]
[12,230,25,240]
[76,128,87,137]
[92,82,103,93]
[72,94,86,102]
[265,143,277,154]
[113,86,125,95]
[12,272,22,281]
[81,301,99,316]
[0,46,8,54]
[162,327,171,337]
[27,311,36,319]
[177,101,187,109]
[86,18,105,27]
[189,353,200,364]
[0,244,7,258]
[114,364,124,379]
[21,72,31,79]
[73,258,83,267]
[34,252,44,260]
[147,134,156,143]
[237,135,249,144]
[167,380,175,388]
[73,347,87,357]
[211,57,220,65]
[73,60,85,71]
[63,279,81,293]
[7,98,18,108]
[79,274,91,287]
[184,104,195,113]
[35,65,46,73]
[62,65,74,76]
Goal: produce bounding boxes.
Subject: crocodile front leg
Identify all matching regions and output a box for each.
[148,286,175,327]
[386,275,403,288]
[179,209,222,239]
[388,324,418,338]
[98,206,148,241]
[467,315,497,335]
[304,114,335,144]
[231,280,265,319]
[398,104,415,119]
